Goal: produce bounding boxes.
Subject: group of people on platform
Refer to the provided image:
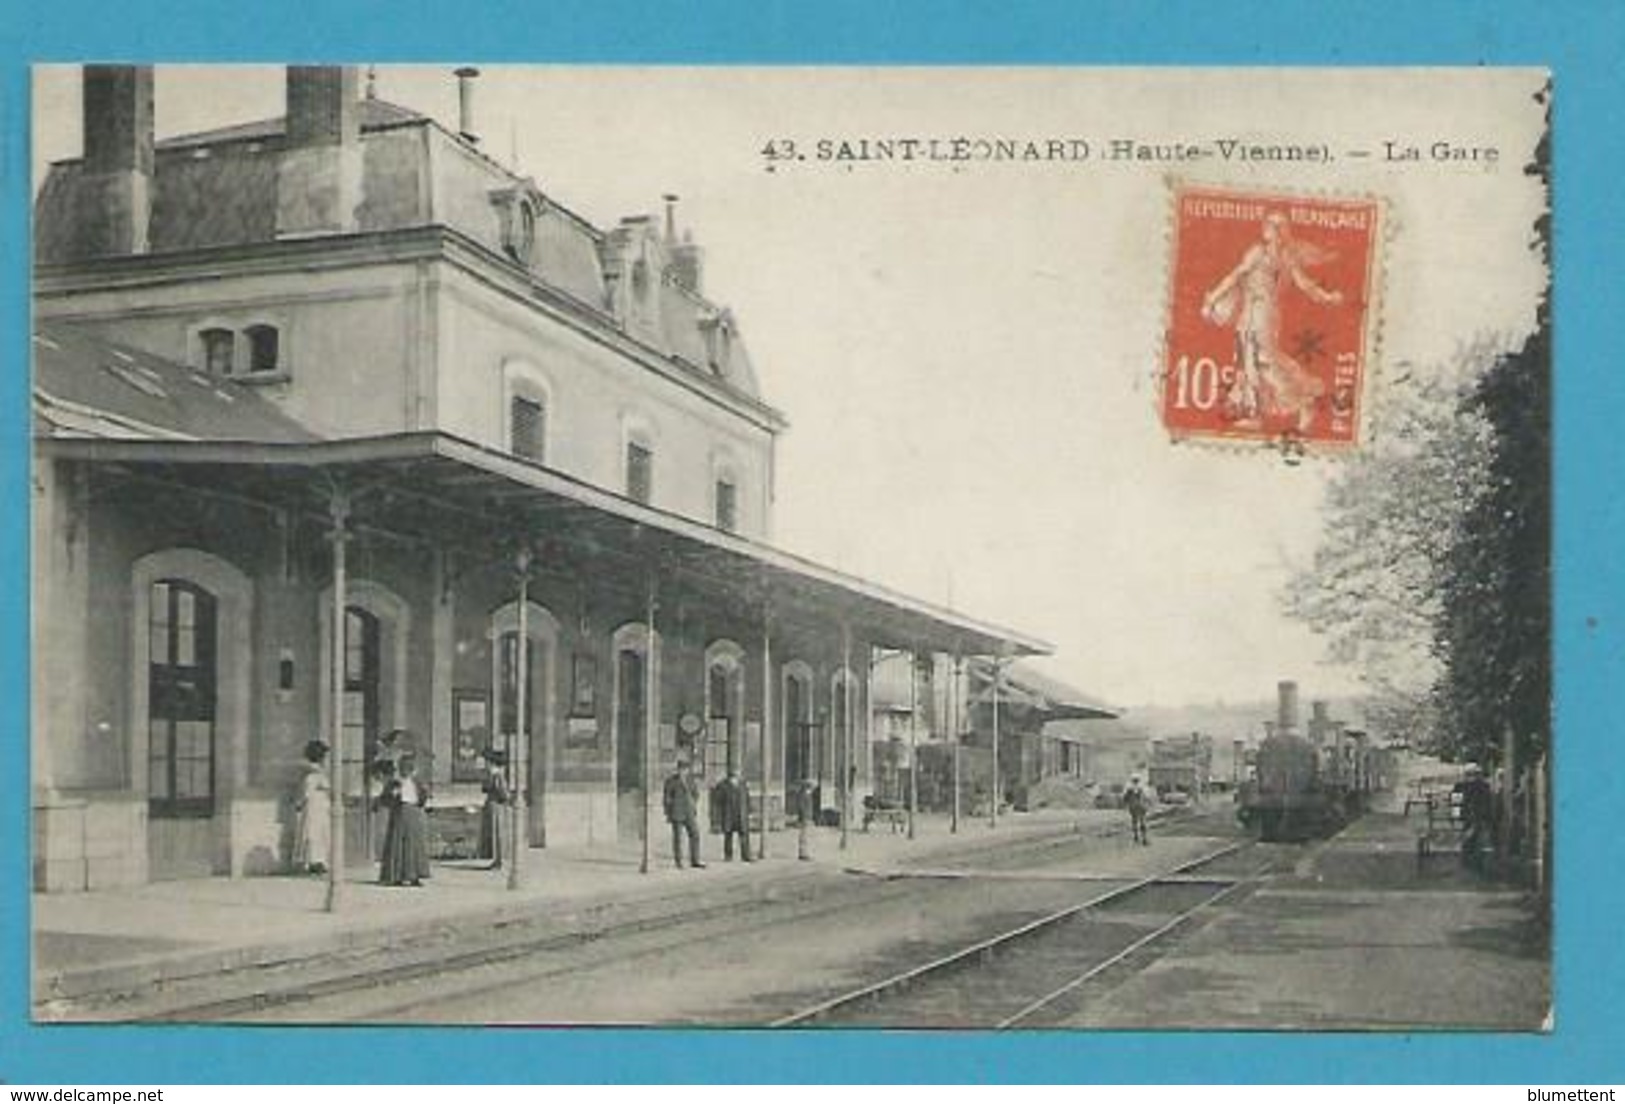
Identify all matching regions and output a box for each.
[289,729,438,887]
[291,733,755,881]
[662,758,754,869]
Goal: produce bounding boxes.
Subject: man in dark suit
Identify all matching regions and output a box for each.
[663,759,705,869]
[715,769,754,862]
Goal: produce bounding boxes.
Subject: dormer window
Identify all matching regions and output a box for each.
[199,329,235,376]
[702,313,734,379]
[517,202,537,262]
[492,186,541,268]
[245,325,280,375]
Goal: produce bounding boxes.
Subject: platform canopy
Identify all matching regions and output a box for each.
[40,430,1051,659]
[966,658,1119,720]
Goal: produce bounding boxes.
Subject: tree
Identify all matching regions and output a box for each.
[1435,322,1551,768]
[1289,83,1551,768]
[1281,341,1499,745]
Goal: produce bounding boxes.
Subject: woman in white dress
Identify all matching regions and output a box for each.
[292,739,331,875]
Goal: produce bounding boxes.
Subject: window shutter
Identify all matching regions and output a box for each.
[511,395,545,461]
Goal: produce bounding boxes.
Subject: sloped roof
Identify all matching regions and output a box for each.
[968,659,1119,720]
[154,97,428,151]
[35,92,768,408]
[32,325,318,444]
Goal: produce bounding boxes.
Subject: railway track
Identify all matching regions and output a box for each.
[769,840,1271,1029]
[102,812,1207,1023]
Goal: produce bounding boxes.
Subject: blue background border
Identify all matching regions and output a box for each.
[4,0,1621,1084]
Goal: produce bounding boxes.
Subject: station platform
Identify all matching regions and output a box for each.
[31,807,1124,1015]
[1062,807,1551,1031]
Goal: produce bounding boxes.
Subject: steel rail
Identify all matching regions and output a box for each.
[123,819,1147,1023]
[768,839,1250,1028]
[994,857,1273,1028]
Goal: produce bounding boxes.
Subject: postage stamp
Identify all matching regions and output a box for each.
[1161,184,1382,452]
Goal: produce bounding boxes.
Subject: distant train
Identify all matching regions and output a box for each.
[1236,681,1393,842]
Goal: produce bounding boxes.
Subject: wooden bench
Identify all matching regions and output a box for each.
[862,797,909,834]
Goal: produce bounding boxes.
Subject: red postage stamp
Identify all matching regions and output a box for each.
[1162,185,1382,451]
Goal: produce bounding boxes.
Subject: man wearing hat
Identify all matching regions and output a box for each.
[1455,763,1495,872]
[479,746,511,870]
[1123,775,1150,846]
[714,768,754,862]
[663,758,705,869]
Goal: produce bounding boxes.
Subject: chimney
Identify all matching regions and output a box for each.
[79,65,154,256]
[662,195,705,293]
[454,67,480,144]
[671,230,704,295]
[1276,681,1299,737]
[1307,698,1331,746]
[276,66,362,238]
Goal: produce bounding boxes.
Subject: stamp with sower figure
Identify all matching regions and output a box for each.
[1162,185,1382,452]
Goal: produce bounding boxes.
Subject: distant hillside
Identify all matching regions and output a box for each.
[1120,697,1369,745]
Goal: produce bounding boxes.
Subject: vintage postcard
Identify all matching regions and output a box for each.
[29,65,1550,1030]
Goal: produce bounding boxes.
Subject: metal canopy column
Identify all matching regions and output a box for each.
[759,603,772,860]
[908,646,920,841]
[641,570,657,875]
[990,654,1002,831]
[950,652,961,834]
[507,545,531,891]
[324,486,350,913]
[839,621,852,853]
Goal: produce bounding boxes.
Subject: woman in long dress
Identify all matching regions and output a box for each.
[377,752,432,886]
[291,739,331,875]
[478,747,510,871]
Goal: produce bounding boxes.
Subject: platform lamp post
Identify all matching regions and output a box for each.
[324,486,350,914]
[507,545,532,892]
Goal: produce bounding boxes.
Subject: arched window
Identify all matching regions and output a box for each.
[147,579,218,817]
[199,328,234,376]
[714,478,738,533]
[245,325,280,375]
[503,360,554,466]
[510,394,546,462]
[711,450,742,534]
[626,442,653,503]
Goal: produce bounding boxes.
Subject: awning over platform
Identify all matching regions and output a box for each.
[967,658,1119,720]
[39,430,1050,659]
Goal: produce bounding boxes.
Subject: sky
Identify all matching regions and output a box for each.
[30,66,1549,706]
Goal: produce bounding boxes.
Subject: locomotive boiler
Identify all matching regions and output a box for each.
[1237,681,1373,842]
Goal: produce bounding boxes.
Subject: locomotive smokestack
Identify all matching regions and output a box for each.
[1277,681,1300,737]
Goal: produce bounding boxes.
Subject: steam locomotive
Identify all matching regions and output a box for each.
[1236,681,1378,842]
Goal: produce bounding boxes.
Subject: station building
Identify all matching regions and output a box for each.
[866,653,1118,814]
[31,65,1048,892]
